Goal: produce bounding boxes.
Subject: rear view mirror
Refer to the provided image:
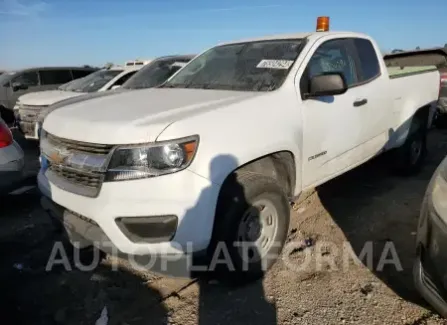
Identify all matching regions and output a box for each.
[307,73,347,98]
[12,82,27,92]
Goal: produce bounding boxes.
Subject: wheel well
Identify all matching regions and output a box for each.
[414,105,430,126]
[224,151,296,198]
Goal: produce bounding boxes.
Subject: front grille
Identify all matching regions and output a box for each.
[18,108,39,123]
[47,133,114,155]
[20,104,46,110]
[49,163,103,188]
[19,121,36,136]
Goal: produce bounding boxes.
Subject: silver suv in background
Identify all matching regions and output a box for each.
[0,66,97,125]
[35,54,195,135]
[14,65,142,140]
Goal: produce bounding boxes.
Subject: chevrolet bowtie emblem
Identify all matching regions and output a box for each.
[48,147,70,164]
[49,151,65,164]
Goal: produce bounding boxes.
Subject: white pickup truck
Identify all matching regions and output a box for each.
[38,29,440,281]
[13,65,142,140]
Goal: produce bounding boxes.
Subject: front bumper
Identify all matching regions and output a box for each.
[14,107,42,140]
[38,167,219,256]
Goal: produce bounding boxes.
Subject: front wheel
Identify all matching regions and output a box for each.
[207,172,290,283]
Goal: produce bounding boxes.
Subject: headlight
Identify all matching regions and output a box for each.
[106,135,199,181]
[431,157,447,222]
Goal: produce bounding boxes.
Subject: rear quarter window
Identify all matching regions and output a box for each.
[354,38,381,82]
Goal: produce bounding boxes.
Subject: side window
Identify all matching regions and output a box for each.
[39,69,73,85]
[72,69,94,79]
[354,38,381,82]
[13,71,39,86]
[301,39,358,94]
[110,71,137,87]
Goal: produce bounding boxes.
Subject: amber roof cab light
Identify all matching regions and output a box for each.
[316,16,330,32]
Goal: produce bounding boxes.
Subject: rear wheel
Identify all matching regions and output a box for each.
[434,109,447,129]
[208,172,290,283]
[392,116,427,175]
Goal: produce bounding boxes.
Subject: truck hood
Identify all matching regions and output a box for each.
[43,88,262,144]
[19,90,83,107]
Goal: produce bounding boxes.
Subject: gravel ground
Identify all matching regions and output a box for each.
[2,129,447,324]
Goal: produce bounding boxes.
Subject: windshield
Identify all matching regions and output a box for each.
[58,78,80,91]
[59,69,123,93]
[123,58,190,89]
[163,39,303,91]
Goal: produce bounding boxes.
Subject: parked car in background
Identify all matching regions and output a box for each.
[414,155,447,317]
[0,66,97,125]
[125,59,153,67]
[34,54,195,139]
[120,54,194,89]
[384,48,447,124]
[14,64,142,140]
[0,117,24,194]
[38,18,441,282]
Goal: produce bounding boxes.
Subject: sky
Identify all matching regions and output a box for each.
[0,0,446,69]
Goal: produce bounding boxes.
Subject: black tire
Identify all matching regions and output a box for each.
[207,172,290,283]
[0,106,15,126]
[434,110,447,129]
[392,115,427,175]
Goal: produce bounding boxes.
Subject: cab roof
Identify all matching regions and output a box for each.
[217,31,370,46]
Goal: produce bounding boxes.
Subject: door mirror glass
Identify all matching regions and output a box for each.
[308,73,347,98]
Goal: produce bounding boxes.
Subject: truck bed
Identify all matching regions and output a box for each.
[387,66,438,79]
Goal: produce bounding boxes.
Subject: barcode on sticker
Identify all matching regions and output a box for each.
[256,60,294,69]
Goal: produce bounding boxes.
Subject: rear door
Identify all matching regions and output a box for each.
[38,69,73,91]
[348,38,391,153]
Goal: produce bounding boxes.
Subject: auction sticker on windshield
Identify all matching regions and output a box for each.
[256,60,294,69]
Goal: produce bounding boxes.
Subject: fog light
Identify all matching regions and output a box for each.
[116,215,178,243]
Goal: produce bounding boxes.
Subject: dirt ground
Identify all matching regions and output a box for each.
[2,129,447,325]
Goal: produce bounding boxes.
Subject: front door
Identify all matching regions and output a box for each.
[300,38,369,188]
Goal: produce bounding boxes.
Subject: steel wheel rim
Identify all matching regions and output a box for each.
[236,198,279,262]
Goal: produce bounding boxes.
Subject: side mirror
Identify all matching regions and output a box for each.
[111,85,121,90]
[12,82,27,92]
[307,73,347,98]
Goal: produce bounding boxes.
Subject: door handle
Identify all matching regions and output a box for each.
[353,98,368,107]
